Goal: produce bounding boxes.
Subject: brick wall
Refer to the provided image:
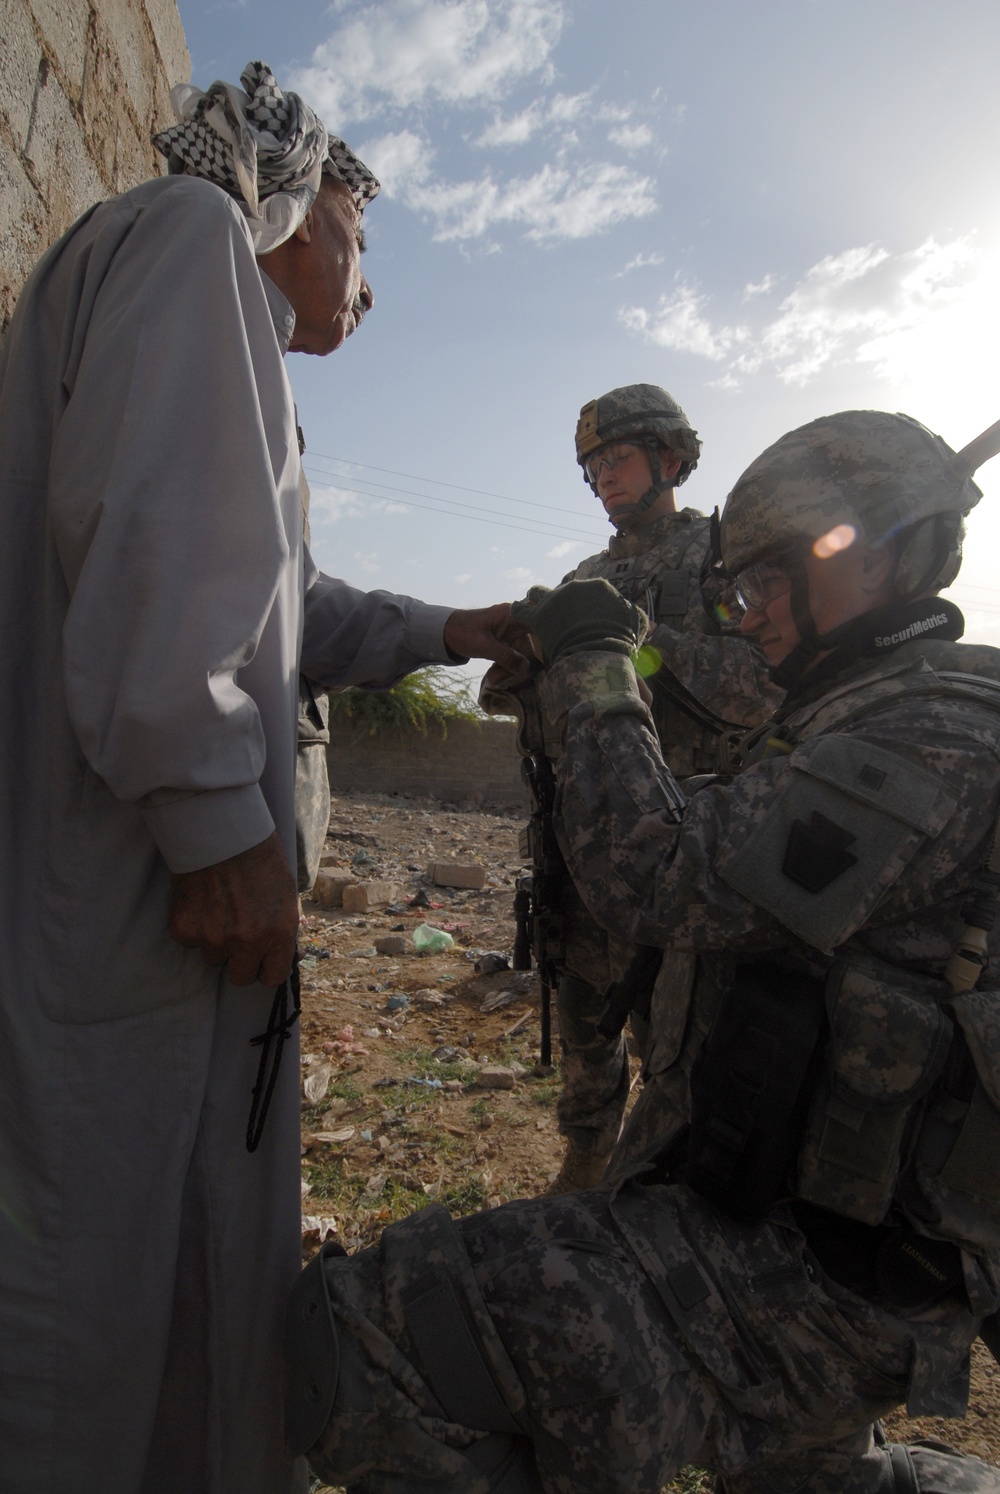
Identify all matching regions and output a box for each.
[0,0,189,335]
[326,718,530,811]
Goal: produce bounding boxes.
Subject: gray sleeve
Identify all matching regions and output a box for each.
[50,185,290,871]
[300,565,456,690]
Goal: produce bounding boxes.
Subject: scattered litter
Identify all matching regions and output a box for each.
[432,1046,460,1063]
[320,1026,370,1058]
[503,1011,531,1037]
[480,989,519,1014]
[412,924,455,953]
[361,1172,386,1198]
[475,952,510,974]
[352,849,375,866]
[360,1128,373,1141]
[318,1100,349,1124]
[306,1127,356,1145]
[301,1177,312,1199]
[345,947,375,958]
[383,994,410,1013]
[302,1063,334,1105]
[408,889,431,908]
[301,1216,338,1244]
[362,1027,381,1039]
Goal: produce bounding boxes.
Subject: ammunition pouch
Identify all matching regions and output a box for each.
[684,957,828,1222]
[683,954,1000,1257]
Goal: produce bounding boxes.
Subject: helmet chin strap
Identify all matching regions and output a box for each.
[768,563,824,687]
[607,443,674,529]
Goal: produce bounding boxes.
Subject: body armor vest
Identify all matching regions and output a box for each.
[680,644,1000,1260]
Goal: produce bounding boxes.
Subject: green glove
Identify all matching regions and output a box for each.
[510,579,648,664]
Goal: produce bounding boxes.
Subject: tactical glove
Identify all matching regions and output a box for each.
[510,579,648,664]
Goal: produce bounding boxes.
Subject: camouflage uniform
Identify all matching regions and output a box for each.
[552,510,777,1164]
[295,677,331,893]
[295,460,332,894]
[288,630,1000,1494]
[286,412,1000,1494]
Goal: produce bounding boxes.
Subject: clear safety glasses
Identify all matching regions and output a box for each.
[733,560,793,613]
[584,442,646,484]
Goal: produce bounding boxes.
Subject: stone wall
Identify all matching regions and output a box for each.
[326,718,530,811]
[0,0,189,335]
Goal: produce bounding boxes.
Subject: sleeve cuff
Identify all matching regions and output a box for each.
[407,603,458,664]
[539,651,647,752]
[140,784,276,873]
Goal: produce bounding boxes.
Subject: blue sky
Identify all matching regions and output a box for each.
[177,0,1000,657]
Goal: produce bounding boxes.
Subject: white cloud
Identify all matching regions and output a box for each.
[293,0,564,127]
[352,550,381,575]
[309,483,409,523]
[608,123,652,152]
[743,273,777,300]
[614,250,665,278]
[546,541,584,557]
[454,572,473,583]
[474,91,590,148]
[503,565,535,582]
[620,284,748,360]
[392,160,656,242]
[622,236,993,396]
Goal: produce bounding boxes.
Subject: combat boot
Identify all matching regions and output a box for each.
[544,1142,611,1194]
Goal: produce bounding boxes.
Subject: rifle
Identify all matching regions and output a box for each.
[511,753,565,1069]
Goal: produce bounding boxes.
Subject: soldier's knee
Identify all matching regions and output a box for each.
[557,973,614,1052]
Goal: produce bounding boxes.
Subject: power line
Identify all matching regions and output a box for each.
[302,464,606,544]
[304,448,595,521]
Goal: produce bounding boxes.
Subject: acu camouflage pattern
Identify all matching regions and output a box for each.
[295,677,331,893]
[299,1182,983,1494]
[548,510,777,1159]
[575,382,702,484]
[721,411,982,591]
[544,633,1000,1274]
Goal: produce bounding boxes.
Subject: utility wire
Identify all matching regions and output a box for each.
[304,448,595,520]
[302,464,606,544]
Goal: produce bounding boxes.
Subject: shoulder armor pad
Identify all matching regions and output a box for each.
[720,736,957,953]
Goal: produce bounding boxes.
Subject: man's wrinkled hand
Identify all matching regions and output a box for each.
[443,602,532,674]
[509,579,648,665]
[169,831,299,987]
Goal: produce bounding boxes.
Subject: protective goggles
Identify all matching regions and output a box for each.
[732,559,793,613]
[584,442,646,484]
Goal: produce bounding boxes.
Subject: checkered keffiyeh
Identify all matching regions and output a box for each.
[153,61,379,253]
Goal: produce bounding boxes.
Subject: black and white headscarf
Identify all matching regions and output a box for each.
[153,61,380,253]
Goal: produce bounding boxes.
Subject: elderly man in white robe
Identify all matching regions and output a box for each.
[0,61,525,1494]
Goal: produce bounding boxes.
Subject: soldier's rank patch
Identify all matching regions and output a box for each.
[782,811,858,893]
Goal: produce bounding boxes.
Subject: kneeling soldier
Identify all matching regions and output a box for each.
[287,410,1000,1494]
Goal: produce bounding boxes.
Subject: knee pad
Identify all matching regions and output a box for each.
[879,1438,1000,1494]
[284,1239,343,1458]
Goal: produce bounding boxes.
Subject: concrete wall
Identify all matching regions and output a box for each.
[0,0,189,335]
[326,718,530,811]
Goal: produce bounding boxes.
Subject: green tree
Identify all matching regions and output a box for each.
[327,667,484,739]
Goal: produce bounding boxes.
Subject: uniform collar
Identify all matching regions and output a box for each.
[608,506,696,558]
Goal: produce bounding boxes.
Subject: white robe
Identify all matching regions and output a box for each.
[0,175,455,1493]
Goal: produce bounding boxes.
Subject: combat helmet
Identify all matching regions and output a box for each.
[575,384,702,526]
[721,410,986,685]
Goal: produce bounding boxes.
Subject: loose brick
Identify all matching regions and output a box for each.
[312,869,355,908]
[475,1065,516,1091]
[374,935,408,956]
[429,862,487,891]
[342,881,400,914]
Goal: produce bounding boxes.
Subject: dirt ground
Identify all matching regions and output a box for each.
[301,791,1000,1491]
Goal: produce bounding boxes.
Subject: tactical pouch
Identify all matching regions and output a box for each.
[685,958,828,1222]
[911,988,1000,1252]
[796,960,952,1226]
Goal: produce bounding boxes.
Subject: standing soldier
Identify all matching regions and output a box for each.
[487,384,778,1190]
